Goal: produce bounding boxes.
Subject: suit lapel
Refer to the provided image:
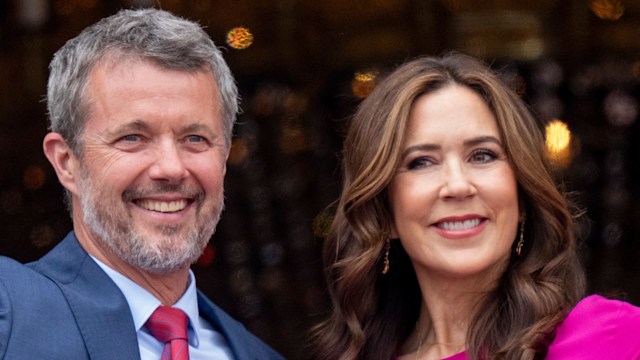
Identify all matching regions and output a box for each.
[30,232,141,360]
[197,291,255,360]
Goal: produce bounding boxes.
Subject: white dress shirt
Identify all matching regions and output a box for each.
[92,257,234,359]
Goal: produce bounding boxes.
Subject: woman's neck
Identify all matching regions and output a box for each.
[400,269,502,360]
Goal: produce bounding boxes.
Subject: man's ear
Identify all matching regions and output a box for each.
[43,132,80,195]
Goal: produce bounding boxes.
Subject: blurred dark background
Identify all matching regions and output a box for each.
[1,0,639,358]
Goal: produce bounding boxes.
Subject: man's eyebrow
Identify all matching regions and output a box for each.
[106,120,151,135]
[180,123,216,136]
[106,121,219,138]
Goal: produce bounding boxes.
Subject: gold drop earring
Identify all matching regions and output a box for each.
[382,238,390,274]
[515,216,525,256]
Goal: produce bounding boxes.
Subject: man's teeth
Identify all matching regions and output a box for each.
[439,218,481,230]
[138,199,187,213]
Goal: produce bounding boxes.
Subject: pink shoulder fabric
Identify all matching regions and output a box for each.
[546,295,640,359]
[442,351,468,360]
[394,295,640,360]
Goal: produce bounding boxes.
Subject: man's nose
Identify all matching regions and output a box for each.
[148,141,188,183]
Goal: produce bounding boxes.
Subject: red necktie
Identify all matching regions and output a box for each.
[146,306,190,360]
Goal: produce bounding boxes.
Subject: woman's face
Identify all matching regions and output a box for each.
[388,84,519,284]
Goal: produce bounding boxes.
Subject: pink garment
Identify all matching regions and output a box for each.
[395,295,640,360]
[442,352,468,360]
[546,295,640,359]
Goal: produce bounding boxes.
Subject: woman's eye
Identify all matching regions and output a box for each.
[407,156,434,170]
[470,149,497,163]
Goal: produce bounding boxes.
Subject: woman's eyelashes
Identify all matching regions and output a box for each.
[469,148,499,163]
[407,155,436,170]
[403,148,502,171]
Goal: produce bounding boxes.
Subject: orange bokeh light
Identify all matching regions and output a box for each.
[590,0,624,21]
[226,27,254,49]
[351,70,378,99]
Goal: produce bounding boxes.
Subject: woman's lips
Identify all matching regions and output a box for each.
[432,216,487,239]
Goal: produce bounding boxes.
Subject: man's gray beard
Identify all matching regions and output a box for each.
[78,171,222,275]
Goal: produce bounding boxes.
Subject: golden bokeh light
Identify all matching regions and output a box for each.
[545,119,573,167]
[280,126,309,154]
[546,120,571,152]
[352,70,378,99]
[312,209,334,238]
[632,61,640,79]
[23,165,46,190]
[30,224,56,249]
[590,0,624,21]
[228,138,250,165]
[226,27,254,50]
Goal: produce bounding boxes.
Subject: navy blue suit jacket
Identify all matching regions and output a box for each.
[0,232,284,360]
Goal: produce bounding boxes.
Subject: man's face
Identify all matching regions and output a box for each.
[72,59,228,274]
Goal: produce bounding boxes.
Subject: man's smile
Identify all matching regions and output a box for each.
[135,199,189,213]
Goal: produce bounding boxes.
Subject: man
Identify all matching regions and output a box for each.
[0,8,283,360]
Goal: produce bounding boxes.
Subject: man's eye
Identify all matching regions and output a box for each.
[186,135,206,143]
[182,135,211,152]
[121,134,141,142]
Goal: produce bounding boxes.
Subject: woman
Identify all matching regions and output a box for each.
[312,53,640,360]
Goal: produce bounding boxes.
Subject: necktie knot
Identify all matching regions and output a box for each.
[146,306,190,360]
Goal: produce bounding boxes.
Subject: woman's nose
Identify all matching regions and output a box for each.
[439,160,476,200]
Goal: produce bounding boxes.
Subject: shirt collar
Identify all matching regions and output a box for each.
[91,256,202,347]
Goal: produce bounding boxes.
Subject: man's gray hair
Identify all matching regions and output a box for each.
[47,8,238,154]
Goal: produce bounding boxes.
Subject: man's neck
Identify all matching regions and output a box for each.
[105,260,190,306]
[74,226,190,305]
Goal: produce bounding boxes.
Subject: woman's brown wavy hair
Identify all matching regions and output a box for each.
[311,53,585,360]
